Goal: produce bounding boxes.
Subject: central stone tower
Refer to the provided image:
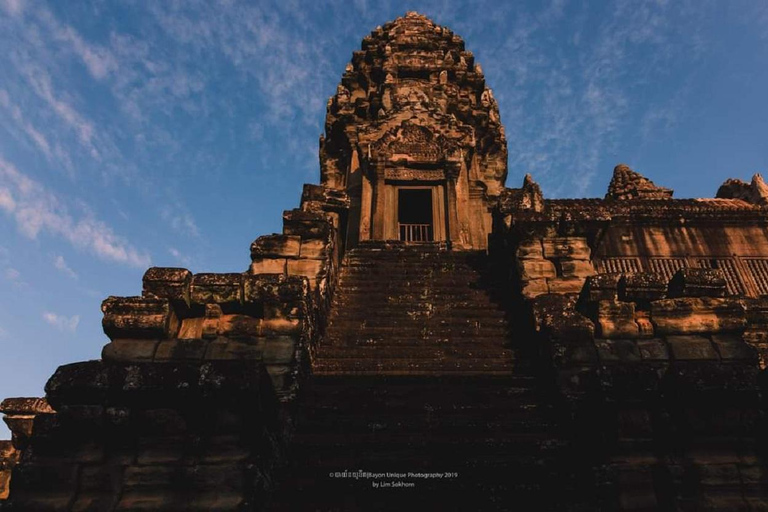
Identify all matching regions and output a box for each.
[321,11,507,249]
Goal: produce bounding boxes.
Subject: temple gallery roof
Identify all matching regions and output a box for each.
[499,164,768,222]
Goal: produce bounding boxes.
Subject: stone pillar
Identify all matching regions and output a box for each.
[372,163,386,240]
[446,173,462,247]
[359,169,373,241]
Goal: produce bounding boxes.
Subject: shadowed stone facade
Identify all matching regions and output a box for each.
[1,12,767,511]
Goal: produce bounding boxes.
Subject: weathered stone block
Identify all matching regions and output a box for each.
[154,339,208,361]
[650,298,747,335]
[515,239,543,260]
[265,366,292,395]
[0,468,11,500]
[102,296,178,340]
[190,273,243,308]
[547,312,595,345]
[117,466,175,510]
[583,273,622,302]
[668,268,727,298]
[264,300,305,320]
[743,297,768,327]
[521,278,548,298]
[595,339,641,363]
[102,339,159,362]
[199,434,250,463]
[260,318,302,335]
[597,301,639,339]
[619,272,667,303]
[249,258,287,275]
[636,338,670,361]
[283,209,332,239]
[301,183,350,211]
[246,274,307,304]
[531,294,580,331]
[177,317,204,339]
[300,238,329,260]
[666,335,719,361]
[0,398,54,417]
[560,260,595,278]
[548,277,585,294]
[287,259,324,280]
[0,440,19,464]
[517,259,556,280]
[635,312,655,337]
[250,234,301,259]
[142,267,192,307]
[710,334,758,361]
[1,398,54,448]
[136,436,186,465]
[5,463,79,510]
[263,336,297,364]
[218,314,262,338]
[205,340,264,361]
[742,330,768,369]
[542,237,590,260]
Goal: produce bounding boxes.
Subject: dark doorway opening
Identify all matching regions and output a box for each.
[398,189,433,242]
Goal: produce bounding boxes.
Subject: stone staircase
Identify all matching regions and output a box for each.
[313,241,519,375]
[267,242,571,511]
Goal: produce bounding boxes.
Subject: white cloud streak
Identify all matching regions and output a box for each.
[53,255,77,278]
[19,64,100,160]
[37,9,117,80]
[0,0,23,16]
[4,267,21,282]
[42,311,80,333]
[0,155,151,267]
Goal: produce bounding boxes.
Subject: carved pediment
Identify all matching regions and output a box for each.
[370,121,460,164]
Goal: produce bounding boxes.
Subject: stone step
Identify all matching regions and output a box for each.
[311,358,516,376]
[322,334,509,346]
[326,326,508,336]
[341,260,482,269]
[322,333,511,346]
[340,261,487,269]
[329,304,507,317]
[335,279,493,291]
[326,317,508,329]
[313,346,513,360]
[330,302,506,313]
[328,315,508,327]
[332,289,502,300]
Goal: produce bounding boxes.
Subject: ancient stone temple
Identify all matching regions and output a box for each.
[1,12,767,511]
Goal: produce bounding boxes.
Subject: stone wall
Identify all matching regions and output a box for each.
[0,185,349,509]
[492,168,768,510]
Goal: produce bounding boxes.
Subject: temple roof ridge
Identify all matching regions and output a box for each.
[605,163,674,201]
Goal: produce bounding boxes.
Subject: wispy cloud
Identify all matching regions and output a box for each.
[37,9,117,80]
[168,247,192,267]
[0,155,151,267]
[0,0,23,16]
[18,64,100,160]
[161,206,199,238]
[53,255,77,278]
[42,311,79,333]
[4,267,22,282]
[467,0,713,196]
[0,89,52,158]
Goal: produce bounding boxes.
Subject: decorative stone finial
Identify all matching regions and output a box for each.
[606,164,673,200]
[717,173,768,206]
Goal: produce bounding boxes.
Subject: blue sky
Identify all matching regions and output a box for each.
[1,0,767,436]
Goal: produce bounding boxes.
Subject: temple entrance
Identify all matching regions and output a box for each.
[398,188,433,242]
